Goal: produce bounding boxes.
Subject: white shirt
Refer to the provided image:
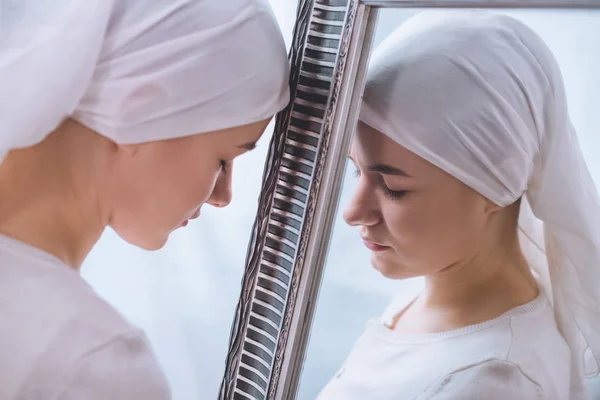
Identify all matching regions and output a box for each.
[0,234,170,399]
[318,294,575,400]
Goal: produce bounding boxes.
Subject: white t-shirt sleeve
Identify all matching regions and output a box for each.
[54,330,171,400]
[418,360,545,400]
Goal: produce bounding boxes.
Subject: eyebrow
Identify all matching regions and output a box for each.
[368,164,411,177]
[348,156,411,177]
[238,141,257,151]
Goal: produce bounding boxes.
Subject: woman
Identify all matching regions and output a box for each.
[318,11,600,400]
[0,0,289,398]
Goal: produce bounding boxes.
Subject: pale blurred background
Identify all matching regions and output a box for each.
[81,2,600,399]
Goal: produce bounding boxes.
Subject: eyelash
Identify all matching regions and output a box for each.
[383,188,408,201]
[352,168,408,201]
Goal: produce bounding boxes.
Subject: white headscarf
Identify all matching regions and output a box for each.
[0,0,289,162]
[361,10,600,395]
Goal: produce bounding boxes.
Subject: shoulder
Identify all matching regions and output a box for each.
[415,296,566,400]
[505,297,571,398]
[0,240,169,398]
[53,329,171,400]
[9,274,170,399]
[418,359,545,400]
[50,293,171,399]
[17,324,170,400]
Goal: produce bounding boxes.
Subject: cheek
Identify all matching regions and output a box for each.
[147,137,223,209]
[166,156,220,204]
[384,191,484,269]
[106,141,227,250]
[110,154,220,235]
[383,197,439,257]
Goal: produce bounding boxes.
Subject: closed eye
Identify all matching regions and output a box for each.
[375,172,408,201]
[382,187,408,201]
[352,166,408,201]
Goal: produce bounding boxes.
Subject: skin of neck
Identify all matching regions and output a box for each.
[393,201,540,333]
[0,120,112,270]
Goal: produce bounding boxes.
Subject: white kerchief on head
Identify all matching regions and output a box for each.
[0,0,289,159]
[360,10,600,394]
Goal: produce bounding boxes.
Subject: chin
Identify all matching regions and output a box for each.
[136,239,168,251]
[371,253,415,280]
[115,228,169,251]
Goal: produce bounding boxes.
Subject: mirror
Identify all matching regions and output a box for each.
[297,7,600,400]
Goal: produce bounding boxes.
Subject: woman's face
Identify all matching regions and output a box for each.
[106,119,271,250]
[343,122,496,279]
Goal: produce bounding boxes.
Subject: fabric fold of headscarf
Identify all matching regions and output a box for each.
[360,10,600,396]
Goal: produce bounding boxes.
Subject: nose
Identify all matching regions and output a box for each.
[342,179,380,227]
[207,164,233,208]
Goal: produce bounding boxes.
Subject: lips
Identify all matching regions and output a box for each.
[361,237,390,252]
[190,209,201,220]
[180,208,201,228]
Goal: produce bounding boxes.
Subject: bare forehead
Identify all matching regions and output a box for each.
[351,122,424,170]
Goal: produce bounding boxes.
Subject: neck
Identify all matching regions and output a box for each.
[420,236,539,326]
[0,120,110,270]
[429,249,535,301]
[392,229,539,333]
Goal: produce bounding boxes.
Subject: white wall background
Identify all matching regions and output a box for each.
[81,3,600,399]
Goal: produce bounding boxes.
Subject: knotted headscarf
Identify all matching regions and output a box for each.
[0,0,290,163]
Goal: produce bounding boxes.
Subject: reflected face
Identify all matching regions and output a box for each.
[106,119,271,250]
[343,122,493,279]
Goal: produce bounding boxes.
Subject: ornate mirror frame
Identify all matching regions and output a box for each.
[219,1,600,399]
